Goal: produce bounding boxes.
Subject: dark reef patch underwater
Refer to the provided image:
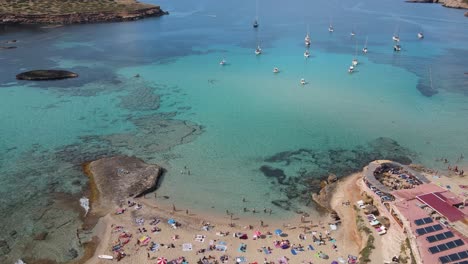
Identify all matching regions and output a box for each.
[259,137,415,212]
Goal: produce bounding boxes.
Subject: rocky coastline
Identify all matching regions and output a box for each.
[406,0,468,11]
[0,6,167,25]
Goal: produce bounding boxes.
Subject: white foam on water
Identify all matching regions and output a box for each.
[79,197,90,216]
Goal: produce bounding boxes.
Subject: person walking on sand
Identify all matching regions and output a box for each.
[172,204,176,212]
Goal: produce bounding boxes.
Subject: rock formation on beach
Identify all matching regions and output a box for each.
[16,70,78,80]
[83,156,164,213]
[0,0,168,25]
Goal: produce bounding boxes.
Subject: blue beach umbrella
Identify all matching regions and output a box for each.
[275,229,283,235]
[168,219,176,225]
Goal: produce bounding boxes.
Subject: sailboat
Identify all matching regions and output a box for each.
[305,25,311,46]
[393,43,401,52]
[350,25,356,37]
[255,44,262,55]
[392,25,400,42]
[418,32,424,39]
[300,78,306,85]
[328,18,334,32]
[219,58,226,65]
[348,65,355,73]
[362,36,368,54]
[352,42,358,66]
[253,0,259,28]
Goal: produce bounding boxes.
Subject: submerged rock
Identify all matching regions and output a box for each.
[16,70,78,81]
[0,239,10,256]
[84,156,164,213]
[0,46,17,49]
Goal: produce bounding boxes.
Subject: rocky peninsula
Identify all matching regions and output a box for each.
[83,156,164,215]
[16,70,78,80]
[0,0,167,25]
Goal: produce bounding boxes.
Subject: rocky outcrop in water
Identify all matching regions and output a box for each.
[0,7,168,25]
[441,0,468,9]
[406,0,468,11]
[84,156,164,213]
[16,70,78,81]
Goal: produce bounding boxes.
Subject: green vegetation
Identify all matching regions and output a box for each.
[359,234,376,263]
[399,238,417,264]
[353,205,376,263]
[0,0,156,15]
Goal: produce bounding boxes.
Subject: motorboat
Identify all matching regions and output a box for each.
[352,58,358,66]
[219,58,226,65]
[304,50,310,58]
[418,32,424,39]
[348,65,354,73]
[328,25,334,32]
[392,35,400,42]
[300,78,306,85]
[394,44,401,52]
[273,67,279,73]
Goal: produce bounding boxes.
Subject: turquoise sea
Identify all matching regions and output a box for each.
[0,0,467,262]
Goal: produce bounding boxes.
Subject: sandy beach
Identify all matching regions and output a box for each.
[81,171,370,264]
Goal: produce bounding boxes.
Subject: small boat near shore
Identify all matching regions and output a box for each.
[219,58,226,65]
[273,67,279,73]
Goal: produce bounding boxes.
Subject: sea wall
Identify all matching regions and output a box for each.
[0,6,168,25]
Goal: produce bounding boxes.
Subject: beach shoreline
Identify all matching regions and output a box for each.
[78,158,370,264]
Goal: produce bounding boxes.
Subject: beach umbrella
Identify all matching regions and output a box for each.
[157,257,167,264]
[168,218,176,225]
[275,229,283,235]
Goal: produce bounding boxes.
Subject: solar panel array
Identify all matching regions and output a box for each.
[415,217,434,226]
[429,239,465,254]
[439,250,468,264]
[416,224,443,236]
[426,231,455,243]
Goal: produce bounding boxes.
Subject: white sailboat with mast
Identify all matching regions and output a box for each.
[362,36,368,54]
[328,17,334,32]
[305,24,311,46]
[253,0,259,28]
[352,41,358,66]
[392,25,400,42]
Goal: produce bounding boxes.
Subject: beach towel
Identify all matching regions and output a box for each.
[218,241,227,245]
[308,245,314,251]
[236,256,246,263]
[290,249,297,255]
[182,243,192,251]
[215,244,227,252]
[263,247,271,255]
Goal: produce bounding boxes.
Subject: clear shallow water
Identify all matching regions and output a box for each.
[0,0,467,262]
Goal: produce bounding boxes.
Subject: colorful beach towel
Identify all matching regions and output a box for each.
[182,243,192,251]
[291,249,297,255]
[308,245,315,251]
